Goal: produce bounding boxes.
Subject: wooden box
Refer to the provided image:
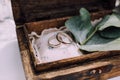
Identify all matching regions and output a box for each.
[11,0,120,80]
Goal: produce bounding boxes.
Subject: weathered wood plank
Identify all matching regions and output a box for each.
[16,17,120,80]
[11,0,115,24]
[14,0,120,80]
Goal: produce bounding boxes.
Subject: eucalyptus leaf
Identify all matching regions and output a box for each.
[98,14,120,31]
[65,8,93,44]
[79,37,120,52]
[86,14,120,45]
[80,13,120,51]
[85,32,115,45]
[99,27,120,39]
[65,8,120,52]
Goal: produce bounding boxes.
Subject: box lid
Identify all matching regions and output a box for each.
[11,0,116,25]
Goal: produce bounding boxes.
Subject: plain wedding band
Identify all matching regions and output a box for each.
[48,34,61,48]
[56,32,73,44]
[48,32,73,48]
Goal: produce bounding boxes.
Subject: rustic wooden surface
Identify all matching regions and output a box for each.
[25,10,112,34]
[12,0,120,80]
[11,0,115,24]
[16,17,120,80]
[25,17,119,72]
[16,27,120,80]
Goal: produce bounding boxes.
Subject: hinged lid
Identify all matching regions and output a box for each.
[11,0,116,25]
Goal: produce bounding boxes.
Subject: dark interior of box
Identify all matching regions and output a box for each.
[11,0,117,73]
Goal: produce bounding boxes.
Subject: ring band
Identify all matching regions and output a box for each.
[48,34,61,48]
[56,32,73,44]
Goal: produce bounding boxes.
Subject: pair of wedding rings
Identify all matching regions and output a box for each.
[48,32,73,48]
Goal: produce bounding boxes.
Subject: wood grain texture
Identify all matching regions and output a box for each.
[16,17,120,80]
[11,0,115,24]
[24,16,119,72]
[16,29,120,79]
[13,0,120,80]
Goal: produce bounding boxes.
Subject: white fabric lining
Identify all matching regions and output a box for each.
[29,28,82,63]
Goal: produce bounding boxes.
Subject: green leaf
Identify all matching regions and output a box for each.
[98,14,120,39]
[65,8,93,44]
[85,32,115,45]
[79,37,120,51]
[98,14,120,31]
[65,8,120,52]
[99,27,120,39]
[79,13,120,51]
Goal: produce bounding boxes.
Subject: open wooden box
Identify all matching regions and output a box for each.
[11,0,120,80]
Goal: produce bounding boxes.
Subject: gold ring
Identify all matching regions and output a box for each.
[48,34,61,48]
[56,32,73,44]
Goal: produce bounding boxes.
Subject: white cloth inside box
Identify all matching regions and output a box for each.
[28,18,102,63]
[29,27,82,63]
